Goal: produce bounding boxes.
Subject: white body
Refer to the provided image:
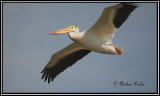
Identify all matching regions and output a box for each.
[69,31,117,55]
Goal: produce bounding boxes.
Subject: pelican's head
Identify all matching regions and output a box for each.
[48,26,79,35]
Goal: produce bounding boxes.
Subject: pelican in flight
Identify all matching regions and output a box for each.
[41,3,138,83]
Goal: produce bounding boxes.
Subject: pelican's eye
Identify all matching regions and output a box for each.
[70,26,74,29]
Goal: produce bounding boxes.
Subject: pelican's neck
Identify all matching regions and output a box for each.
[69,31,84,42]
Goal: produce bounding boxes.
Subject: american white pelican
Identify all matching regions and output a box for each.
[41,3,138,83]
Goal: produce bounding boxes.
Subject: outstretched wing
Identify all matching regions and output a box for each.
[86,3,138,42]
[41,42,91,83]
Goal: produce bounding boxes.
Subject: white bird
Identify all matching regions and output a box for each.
[41,3,138,83]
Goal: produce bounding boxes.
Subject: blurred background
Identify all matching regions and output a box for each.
[3,2,157,93]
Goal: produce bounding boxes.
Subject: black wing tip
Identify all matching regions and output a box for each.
[113,2,139,28]
[41,49,91,84]
[121,2,140,8]
[41,68,54,84]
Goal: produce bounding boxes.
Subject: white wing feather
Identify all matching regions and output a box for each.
[86,4,123,42]
[86,3,138,42]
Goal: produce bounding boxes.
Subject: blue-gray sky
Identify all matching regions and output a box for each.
[3,2,157,93]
